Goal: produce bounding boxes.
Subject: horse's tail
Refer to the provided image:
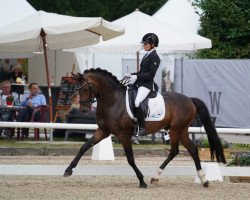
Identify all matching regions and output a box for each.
[191,97,226,164]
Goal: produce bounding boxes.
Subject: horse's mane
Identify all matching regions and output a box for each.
[84,68,125,88]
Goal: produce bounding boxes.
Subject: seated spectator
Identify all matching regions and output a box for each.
[67,93,91,124]
[69,93,82,115]
[65,93,96,140]
[0,80,19,121]
[0,80,19,106]
[16,83,46,137]
[69,93,90,115]
[0,80,19,138]
[8,63,25,83]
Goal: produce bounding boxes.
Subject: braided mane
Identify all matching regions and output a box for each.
[84,68,124,87]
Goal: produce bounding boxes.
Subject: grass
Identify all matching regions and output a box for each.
[230,143,250,152]
[0,136,249,153]
[0,136,171,149]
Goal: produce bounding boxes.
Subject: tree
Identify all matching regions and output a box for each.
[194,0,250,58]
[27,0,167,21]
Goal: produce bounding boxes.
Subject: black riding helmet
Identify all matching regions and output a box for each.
[141,33,159,47]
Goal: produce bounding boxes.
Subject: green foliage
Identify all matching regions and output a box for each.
[196,137,230,148]
[27,0,167,21]
[227,153,250,166]
[193,0,250,58]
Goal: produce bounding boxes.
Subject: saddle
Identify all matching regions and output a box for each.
[126,84,165,121]
[128,84,157,118]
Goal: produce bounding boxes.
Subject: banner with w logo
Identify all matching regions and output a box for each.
[174,59,250,128]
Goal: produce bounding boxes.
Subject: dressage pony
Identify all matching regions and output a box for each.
[64,68,226,188]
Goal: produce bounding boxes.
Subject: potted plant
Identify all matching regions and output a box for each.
[6,95,14,106]
[227,153,250,183]
[195,137,231,161]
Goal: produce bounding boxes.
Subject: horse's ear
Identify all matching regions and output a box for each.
[77,73,85,80]
[71,72,77,79]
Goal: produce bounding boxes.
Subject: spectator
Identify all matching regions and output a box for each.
[16,83,46,137]
[8,63,24,83]
[69,93,82,115]
[0,59,11,82]
[69,92,90,114]
[0,80,19,127]
[0,80,19,107]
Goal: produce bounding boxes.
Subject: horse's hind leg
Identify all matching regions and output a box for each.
[180,133,209,188]
[151,131,179,184]
[120,134,147,188]
[64,128,107,177]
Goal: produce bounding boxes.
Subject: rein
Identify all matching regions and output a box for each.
[76,80,97,107]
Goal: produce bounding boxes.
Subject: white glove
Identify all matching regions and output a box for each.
[125,73,131,78]
[129,75,137,84]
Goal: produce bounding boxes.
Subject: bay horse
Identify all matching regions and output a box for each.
[64,68,226,188]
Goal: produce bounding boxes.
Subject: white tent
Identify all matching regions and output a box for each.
[0,10,124,122]
[0,0,36,58]
[0,11,124,53]
[153,0,201,34]
[0,0,36,27]
[70,9,211,54]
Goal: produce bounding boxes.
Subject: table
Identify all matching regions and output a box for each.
[0,105,24,111]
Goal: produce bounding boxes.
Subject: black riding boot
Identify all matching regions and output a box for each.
[135,106,147,136]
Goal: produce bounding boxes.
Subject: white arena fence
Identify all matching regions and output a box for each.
[0,122,249,178]
[0,121,250,141]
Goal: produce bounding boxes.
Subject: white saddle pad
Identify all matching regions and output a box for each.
[126,90,165,121]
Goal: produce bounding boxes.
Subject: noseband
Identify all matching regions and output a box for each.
[76,79,97,107]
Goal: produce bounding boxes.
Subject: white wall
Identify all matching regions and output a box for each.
[28,50,76,86]
[92,53,139,79]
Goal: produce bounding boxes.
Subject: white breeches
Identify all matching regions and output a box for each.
[135,86,150,107]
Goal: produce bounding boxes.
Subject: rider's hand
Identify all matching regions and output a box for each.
[125,73,131,78]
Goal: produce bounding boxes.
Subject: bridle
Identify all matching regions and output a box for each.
[76,79,97,107]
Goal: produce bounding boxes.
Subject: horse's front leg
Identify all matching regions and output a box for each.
[120,135,147,188]
[64,128,107,177]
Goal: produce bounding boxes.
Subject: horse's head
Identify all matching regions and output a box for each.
[72,72,97,111]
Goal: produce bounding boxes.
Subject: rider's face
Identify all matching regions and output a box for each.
[143,43,151,51]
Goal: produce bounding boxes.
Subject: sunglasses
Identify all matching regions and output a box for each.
[142,42,149,46]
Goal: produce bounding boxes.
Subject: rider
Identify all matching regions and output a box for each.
[128,33,160,136]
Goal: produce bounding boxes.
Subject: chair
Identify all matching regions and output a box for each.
[30,105,50,140]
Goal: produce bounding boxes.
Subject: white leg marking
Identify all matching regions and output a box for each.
[197,169,207,185]
[153,168,163,179]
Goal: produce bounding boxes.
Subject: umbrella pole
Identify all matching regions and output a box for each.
[41,29,53,141]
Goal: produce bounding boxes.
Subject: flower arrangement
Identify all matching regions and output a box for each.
[6,96,14,102]
[6,95,14,106]
[16,77,22,84]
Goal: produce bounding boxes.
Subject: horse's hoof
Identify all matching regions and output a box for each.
[150,178,159,184]
[203,181,209,188]
[63,169,72,177]
[139,183,147,189]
